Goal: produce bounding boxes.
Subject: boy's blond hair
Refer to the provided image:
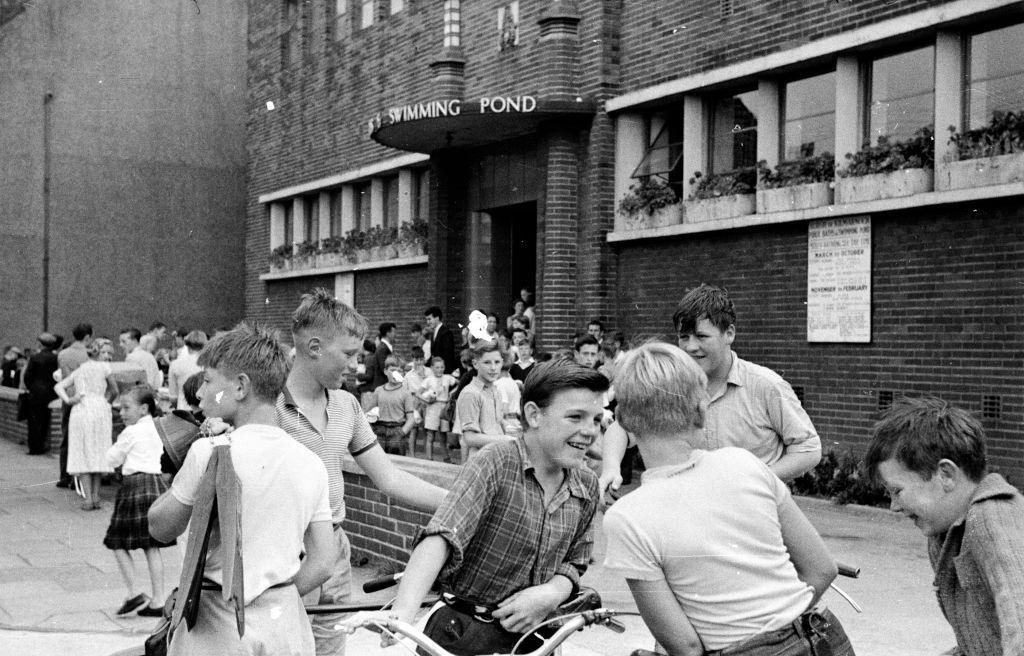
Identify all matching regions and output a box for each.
[198,322,290,403]
[291,288,369,341]
[615,341,708,437]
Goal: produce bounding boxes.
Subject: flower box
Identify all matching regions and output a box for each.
[623,204,682,231]
[354,248,371,264]
[683,194,755,223]
[756,182,832,214]
[317,252,345,269]
[938,152,1024,191]
[835,168,933,204]
[397,241,427,258]
[292,255,316,271]
[269,260,291,274]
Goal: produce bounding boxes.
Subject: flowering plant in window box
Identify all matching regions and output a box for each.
[617,178,681,230]
[345,228,371,263]
[835,127,934,203]
[941,111,1024,190]
[269,244,293,273]
[755,154,834,213]
[683,169,755,222]
[364,225,399,261]
[293,240,318,271]
[317,236,347,268]
[397,219,428,258]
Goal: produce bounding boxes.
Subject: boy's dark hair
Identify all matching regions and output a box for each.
[72,323,93,341]
[122,385,159,417]
[574,334,599,352]
[409,323,422,334]
[362,338,376,354]
[588,319,604,331]
[521,360,610,417]
[197,322,290,403]
[610,330,625,345]
[149,322,166,332]
[378,322,396,338]
[183,371,204,408]
[120,327,142,343]
[411,345,424,359]
[424,306,443,320]
[184,330,208,350]
[469,338,504,361]
[864,396,988,484]
[672,284,736,334]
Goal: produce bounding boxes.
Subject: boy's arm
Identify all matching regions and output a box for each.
[294,520,336,596]
[493,574,574,634]
[390,535,451,623]
[767,383,822,481]
[355,445,447,511]
[148,492,193,543]
[778,492,836,604]
[626,578,704,656]
[458,390,508,449]
[598,421,629,496]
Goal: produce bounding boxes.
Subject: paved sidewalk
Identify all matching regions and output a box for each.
[0,433,956,655]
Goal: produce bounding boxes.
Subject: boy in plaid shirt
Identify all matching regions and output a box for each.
[374,360,609,655]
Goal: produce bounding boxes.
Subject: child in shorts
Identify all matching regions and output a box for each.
[421,356,457,462]
[366,355,416,456]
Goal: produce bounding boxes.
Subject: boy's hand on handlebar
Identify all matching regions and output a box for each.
[493,584,564,634]
[338,611,404,648]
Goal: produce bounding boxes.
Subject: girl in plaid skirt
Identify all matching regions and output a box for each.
[103,385,175,617]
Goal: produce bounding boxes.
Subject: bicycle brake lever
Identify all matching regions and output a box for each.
[604,618,626,633]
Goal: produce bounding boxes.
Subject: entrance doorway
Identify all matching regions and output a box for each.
[466,201,536,318]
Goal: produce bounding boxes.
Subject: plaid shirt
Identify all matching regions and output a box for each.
[419,439,598,605]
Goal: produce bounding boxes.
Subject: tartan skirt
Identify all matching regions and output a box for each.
[103,472,176,551]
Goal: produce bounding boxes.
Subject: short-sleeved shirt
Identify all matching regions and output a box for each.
[170,424,331,603]
[419,439,597,605]
[701,353,820,465]
[275,387,378,525]
[126,347,162,389]
[603,448,813,651]
[57,342,89,379]
[455,376,504,437]
[368,382,416,423]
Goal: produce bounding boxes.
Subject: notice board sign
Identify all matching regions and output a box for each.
[807,216,871,342]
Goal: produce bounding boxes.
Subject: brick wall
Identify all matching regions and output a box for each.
[340,456,459,570]
[617,0,945,93]
[0,389,62,451]
[613,200,1024,484]
[354,265,431,359]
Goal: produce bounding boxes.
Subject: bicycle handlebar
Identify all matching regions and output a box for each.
[837,562,860,578]
[363,572,403,593]
[341,608,633,656]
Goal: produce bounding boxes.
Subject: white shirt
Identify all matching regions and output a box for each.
[171,423,331,603]
[126,347,162,389]
[105,415,164,475]
[167,349,201,409]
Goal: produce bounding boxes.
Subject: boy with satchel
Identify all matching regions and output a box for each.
[148,323,336,656]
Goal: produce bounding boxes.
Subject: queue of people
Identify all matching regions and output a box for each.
[5,283,1020,656]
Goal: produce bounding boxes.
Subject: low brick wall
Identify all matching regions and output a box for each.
[340,455,461,571]
[0,386,62,451]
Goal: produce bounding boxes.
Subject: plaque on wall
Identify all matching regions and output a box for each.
[807,215,871,343]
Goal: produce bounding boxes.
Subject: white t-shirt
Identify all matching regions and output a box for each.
[106,414,163,475]
[171,423,331,603]
[603,447,813,651]
[167,349,201,409]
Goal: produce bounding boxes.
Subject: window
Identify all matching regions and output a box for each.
[334,0,349,40]
[360,0,374,28]
[329,189,344,236]
[412,169,430,219]
[868,46,935,144]
[967,23,1024,129]
[390,0,403,14]
[444,0,461,48]
[304,196,320,243]
[710,90,759,174]
[354,182,372,230]
[283,202,295,246]
[383,176,400,228]
[281,0,300,67]
[782,71,836,160]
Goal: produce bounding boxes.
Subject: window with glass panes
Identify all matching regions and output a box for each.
[390,0,403,14]
[355,182,372,230]
[283,202,294,247]
[329,189,343,236]
[304,196,319,242]
[967,23,1024,129]
[281,0,300,67]
[711,90,759,174]
[334,0,348,40]
[383,176,399,228]
[444,0,461,47]
[632,107,685,191]
[782,72,836,160]
[868,46,934,143]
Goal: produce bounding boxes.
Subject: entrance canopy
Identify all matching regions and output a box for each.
[369,96,596,153]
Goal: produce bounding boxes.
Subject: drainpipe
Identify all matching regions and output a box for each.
[42,92,53,331]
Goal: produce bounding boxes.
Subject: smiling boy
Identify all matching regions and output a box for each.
[380,360,609,655]
[865,396,1024,656]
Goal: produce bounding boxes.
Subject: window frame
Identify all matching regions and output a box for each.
[963,22,1024,131]
[708,88,759,175]
[863,43,936,145]
[779,69,838,162]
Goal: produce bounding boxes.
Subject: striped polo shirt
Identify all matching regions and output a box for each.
[276,386,378,525]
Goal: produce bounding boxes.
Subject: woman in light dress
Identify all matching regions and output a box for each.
[55,338,117,510]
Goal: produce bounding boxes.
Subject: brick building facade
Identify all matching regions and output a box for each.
[246,0,1024,481]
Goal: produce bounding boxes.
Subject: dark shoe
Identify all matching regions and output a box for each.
[137,605,164,617]
[116,593,149,616]
[56,479,72,489]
